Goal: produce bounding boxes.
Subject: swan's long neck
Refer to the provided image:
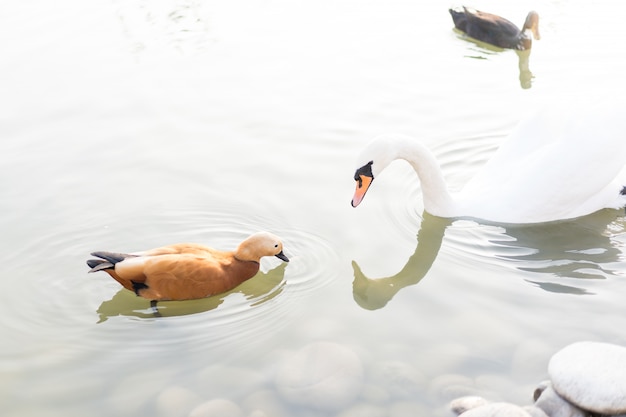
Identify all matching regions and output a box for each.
[392,138,457,217]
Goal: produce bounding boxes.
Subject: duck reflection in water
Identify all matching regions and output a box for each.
[352,211,626,311]
[449,7,540,51]
[453,34,534,89]
[96,263,287,323]
[449,7,538,89]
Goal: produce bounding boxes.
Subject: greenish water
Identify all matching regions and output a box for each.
[2,0,626,416]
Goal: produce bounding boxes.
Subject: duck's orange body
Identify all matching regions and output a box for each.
[87,232,288,301]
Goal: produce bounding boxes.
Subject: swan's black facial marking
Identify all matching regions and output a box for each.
[621,186,626,196]
[354,161,374,188]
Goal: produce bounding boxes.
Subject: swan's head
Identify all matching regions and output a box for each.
[351,137,396,207]
[236,232,289,263]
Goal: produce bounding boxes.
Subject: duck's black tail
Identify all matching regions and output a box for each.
[449,8,467,30]
[87,251,135,273]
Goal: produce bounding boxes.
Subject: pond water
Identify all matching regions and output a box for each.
[2,0,626,416]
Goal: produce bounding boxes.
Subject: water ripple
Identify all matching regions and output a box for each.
[365,132,626,281]
[0,204,339,368]
[351,134,626,309]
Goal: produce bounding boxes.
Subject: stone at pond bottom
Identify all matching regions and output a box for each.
[188,398,243,417]
[369,360,426,400]
[548,341,626,415]
[336,403,386,417]
[243,389,290,417]
[449,396,490,415]
[429,374,480,401]
[274,341,364,412]
[453,401,535,417]
[156,386,201,417]
[449,381,589,417]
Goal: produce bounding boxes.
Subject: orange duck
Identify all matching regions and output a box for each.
[87,232,289,302]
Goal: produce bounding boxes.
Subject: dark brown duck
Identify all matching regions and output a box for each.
[449,7,540,50]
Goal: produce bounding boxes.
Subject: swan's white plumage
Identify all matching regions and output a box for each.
[354,100,626,224]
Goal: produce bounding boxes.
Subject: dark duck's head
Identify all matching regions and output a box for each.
[518,11,540,50]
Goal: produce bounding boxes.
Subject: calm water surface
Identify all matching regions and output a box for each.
[2,0,626,416]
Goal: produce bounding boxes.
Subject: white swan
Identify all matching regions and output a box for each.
[351,101,626,224]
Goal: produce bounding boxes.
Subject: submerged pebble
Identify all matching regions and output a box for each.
[453,402,534,417]
[450,341,626,417]
[369,360,426,400]
[450,396,490,415]
[336,403,386,417]
[429,374,481,402]
[242,389,290,417]
[188,398,243,417]
[274,341,364,412]
[156,386,201,417]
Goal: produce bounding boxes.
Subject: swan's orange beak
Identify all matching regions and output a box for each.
[351,174,373,207]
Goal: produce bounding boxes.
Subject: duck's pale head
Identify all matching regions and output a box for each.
[236,232,289,263]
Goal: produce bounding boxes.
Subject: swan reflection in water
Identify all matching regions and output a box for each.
[352,210,626,310]
[96,263,287,322]
[453,30,534,89]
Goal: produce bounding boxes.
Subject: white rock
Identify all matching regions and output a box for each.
[533,382,586,417]
[188,399,243,417]
[521,406,549,417]
[274,342,364,411]
[548,341,626,414]
[458,402,533,417]
[449,396,490,415]
[532,380,551,402]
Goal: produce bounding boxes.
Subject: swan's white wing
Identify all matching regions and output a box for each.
[458,101,626,223]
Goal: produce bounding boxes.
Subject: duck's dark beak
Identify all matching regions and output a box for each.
[275,251,289,262]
